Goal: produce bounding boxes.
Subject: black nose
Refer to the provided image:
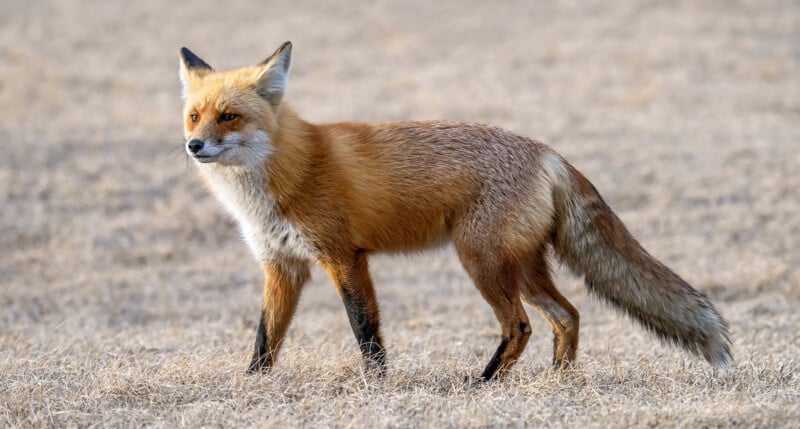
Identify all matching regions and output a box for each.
[187,139,204,154]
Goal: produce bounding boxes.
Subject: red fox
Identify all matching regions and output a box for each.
[179,41,732,381]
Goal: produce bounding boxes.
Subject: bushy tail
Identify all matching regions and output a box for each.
[550,160,732,367]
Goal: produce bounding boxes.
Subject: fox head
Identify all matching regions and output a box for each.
[179,41,292,167]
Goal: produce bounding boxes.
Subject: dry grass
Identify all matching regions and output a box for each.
[2,0,799,427]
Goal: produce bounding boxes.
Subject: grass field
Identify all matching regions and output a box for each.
[1,0,799,427]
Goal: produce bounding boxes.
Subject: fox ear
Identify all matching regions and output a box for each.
[179,47,213,98]
[256,41,292,105]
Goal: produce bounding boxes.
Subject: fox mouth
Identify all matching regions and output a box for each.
[191,147,228,163]
[194,154,220,162]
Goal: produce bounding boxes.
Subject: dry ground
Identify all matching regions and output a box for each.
[1,0,799,427]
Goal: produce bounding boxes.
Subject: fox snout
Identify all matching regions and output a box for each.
[185,138,227,163]
[185,131,274,167]
[187,139,204,154]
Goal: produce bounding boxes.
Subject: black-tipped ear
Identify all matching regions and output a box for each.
[179,47,213,98]
[260,41,292,68]
[256,41,293,105]
[180,47,213,71]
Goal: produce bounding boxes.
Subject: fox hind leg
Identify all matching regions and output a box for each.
[455,242,532,382]
[520,247,580,368]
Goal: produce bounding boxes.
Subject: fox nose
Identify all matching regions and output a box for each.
[187,139,204,154]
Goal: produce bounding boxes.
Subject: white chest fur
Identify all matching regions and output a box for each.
[199,165,317,262]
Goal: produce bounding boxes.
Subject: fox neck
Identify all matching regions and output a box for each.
[263,105,323,201]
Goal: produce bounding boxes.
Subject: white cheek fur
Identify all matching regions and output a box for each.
[222,130,274,168]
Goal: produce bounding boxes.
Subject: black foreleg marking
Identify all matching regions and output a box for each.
[341,287,386,373]
[247,309,270,374]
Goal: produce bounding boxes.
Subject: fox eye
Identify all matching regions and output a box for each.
[190,113,199,123]
[219,113,238,122]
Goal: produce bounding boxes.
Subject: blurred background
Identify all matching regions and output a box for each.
[0,0,798,425]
